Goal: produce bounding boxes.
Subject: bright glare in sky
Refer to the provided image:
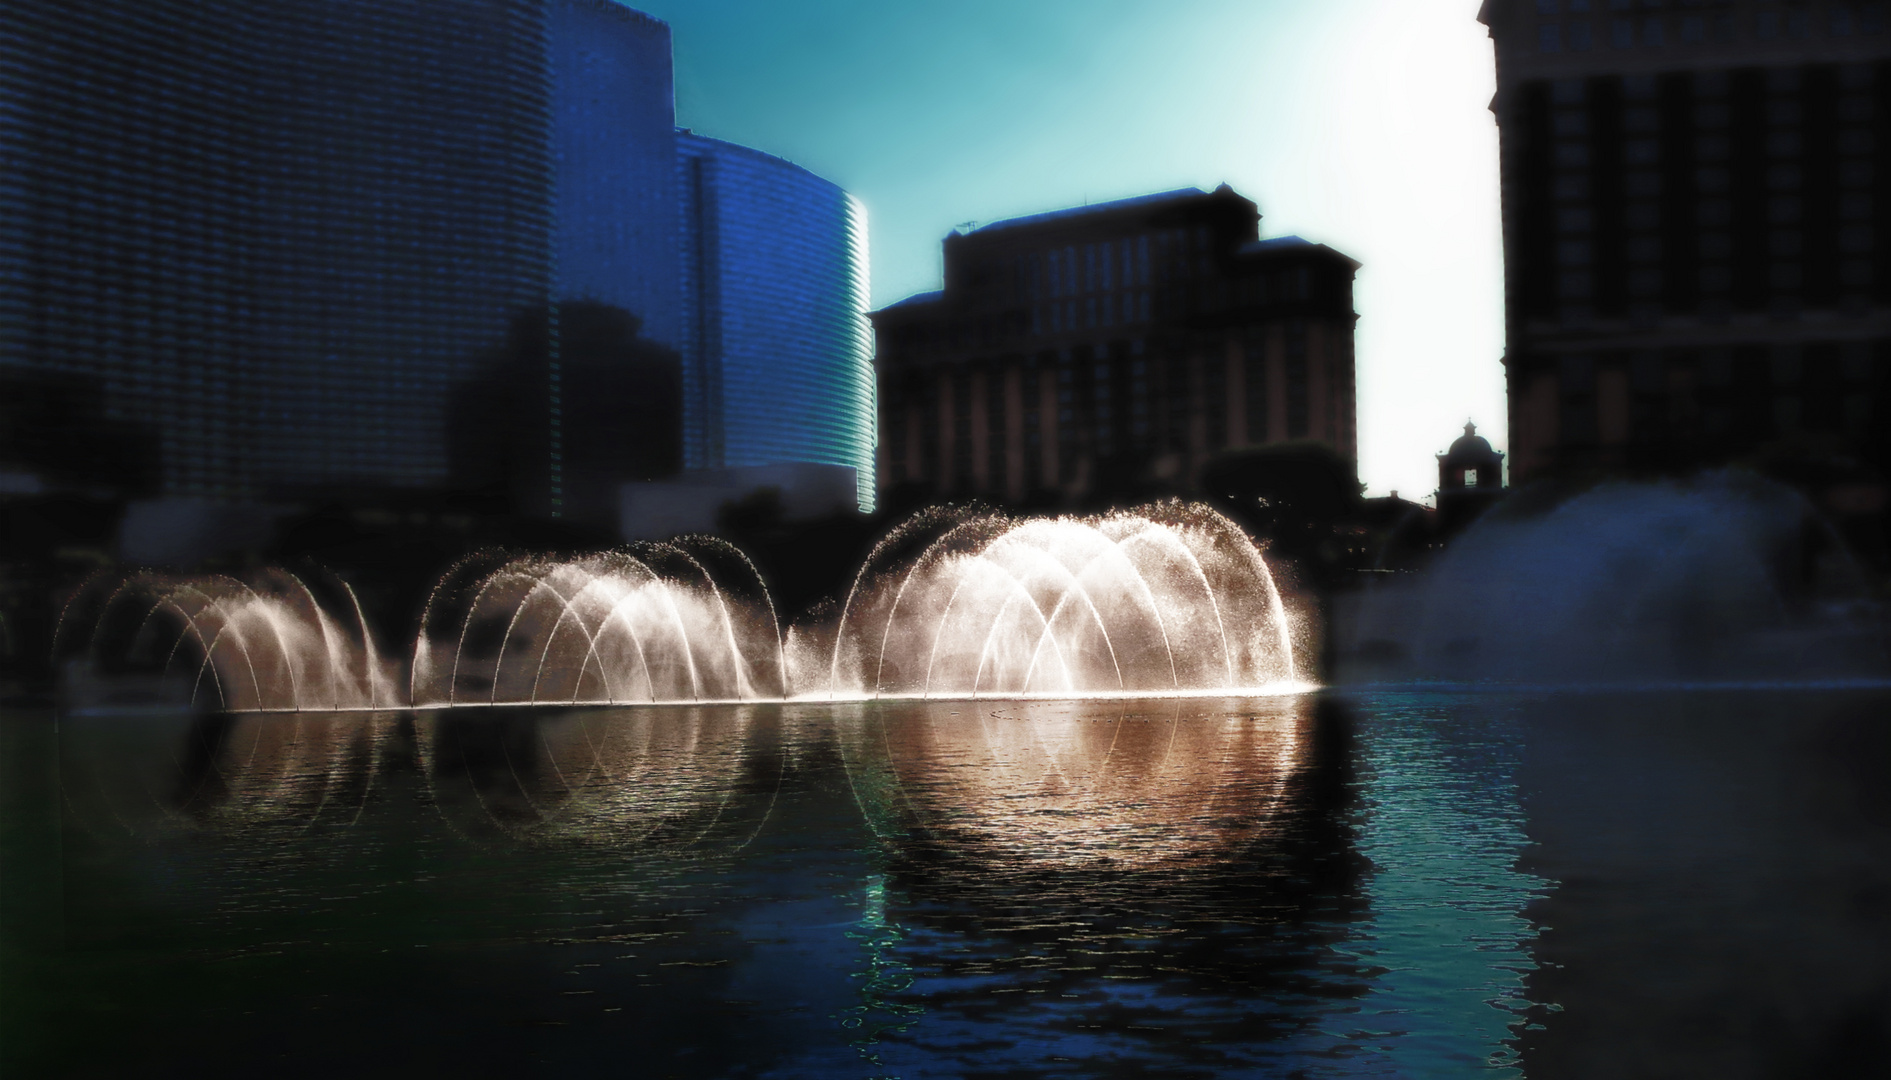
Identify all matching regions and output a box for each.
[645,0,1502,503]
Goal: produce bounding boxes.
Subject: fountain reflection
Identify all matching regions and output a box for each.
[836,696,1372,1074]
[417,705,783,847]
[839,696,1313,869]
[60,710,396,838]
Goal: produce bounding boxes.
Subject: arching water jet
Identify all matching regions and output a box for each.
[804,502,1306,700]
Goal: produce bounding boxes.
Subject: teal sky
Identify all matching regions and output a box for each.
[637,0,1502,500]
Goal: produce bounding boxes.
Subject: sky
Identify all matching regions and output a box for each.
[636,0,1504,502]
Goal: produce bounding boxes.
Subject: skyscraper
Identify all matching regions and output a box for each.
[2,2,873,514]
[1482,0,1891,483]
[871,186,1358,505]
[2,0,555,501]
[677,133,876,511]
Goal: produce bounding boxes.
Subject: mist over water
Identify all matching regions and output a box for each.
[1338,474,1890,686]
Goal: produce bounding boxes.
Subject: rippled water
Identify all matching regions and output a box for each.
[2,691,1885,1077]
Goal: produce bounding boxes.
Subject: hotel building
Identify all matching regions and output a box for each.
[871,186,1359,504]
[1482,0,1891,482]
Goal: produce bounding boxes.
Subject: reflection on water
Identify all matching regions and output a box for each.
[1512,693,1891,1078]
[841,697,1372,1077]
[61,709,396,838]
[420,705,782,848]
[12,691,1887,1077]
[838,697,1310,869]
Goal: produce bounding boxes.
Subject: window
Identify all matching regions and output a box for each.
[1612,16,1635,46]
[1540,23,1563,51]
[1570,20,1595,48]
[987,368,1007,489]
[1243,337,1268,443]
[1203,355,1227,450]
[1284,321,1309,440]
[1770,347,1803,387]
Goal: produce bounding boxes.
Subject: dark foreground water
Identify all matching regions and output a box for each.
[2,691,1886,1078]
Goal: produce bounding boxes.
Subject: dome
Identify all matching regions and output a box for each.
[1449,432,1495,456]
[1442,422,1501,465]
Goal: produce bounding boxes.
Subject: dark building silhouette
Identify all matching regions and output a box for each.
[1438,421,1506,490]
[1482,0,1891,483]
[449,302,681,524]
[1436,420,1507,535]
[0,370,159,499]
[871,186,1359,505]
[2,1,556,501]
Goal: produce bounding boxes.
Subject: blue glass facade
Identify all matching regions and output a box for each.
[2,2,870,510]
[1,1,555,499]
[548,1,681,349]
[677,134,876,510]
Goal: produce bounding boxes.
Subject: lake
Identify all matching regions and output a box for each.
[3,690,1885,1077]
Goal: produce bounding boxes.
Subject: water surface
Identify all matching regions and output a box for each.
[2,690,1884,1077]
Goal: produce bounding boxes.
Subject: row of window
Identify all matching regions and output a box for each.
[983,227,1213,307]
[1536,3,1885,53]
[1530,66,1883,313]
[1546,341,1883,452]
[882,330,1328,490]
[892,268,1328,353]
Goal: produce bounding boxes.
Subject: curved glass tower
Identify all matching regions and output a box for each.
[3,2,871,514]
[678,134,876,511]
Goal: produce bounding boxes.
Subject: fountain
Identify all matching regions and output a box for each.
[58,503,1307,713]
[55,569,398,713]
[410,538,785,707]
[800,502,1303,700]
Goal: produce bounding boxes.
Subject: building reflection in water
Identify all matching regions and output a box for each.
[1514,691,1891,1078]
[417,704,784,849]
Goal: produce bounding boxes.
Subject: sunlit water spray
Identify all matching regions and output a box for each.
[56,569,398,713]
[794,502,1307,700]
[411,538,785,708]
[61,504,1309,713]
